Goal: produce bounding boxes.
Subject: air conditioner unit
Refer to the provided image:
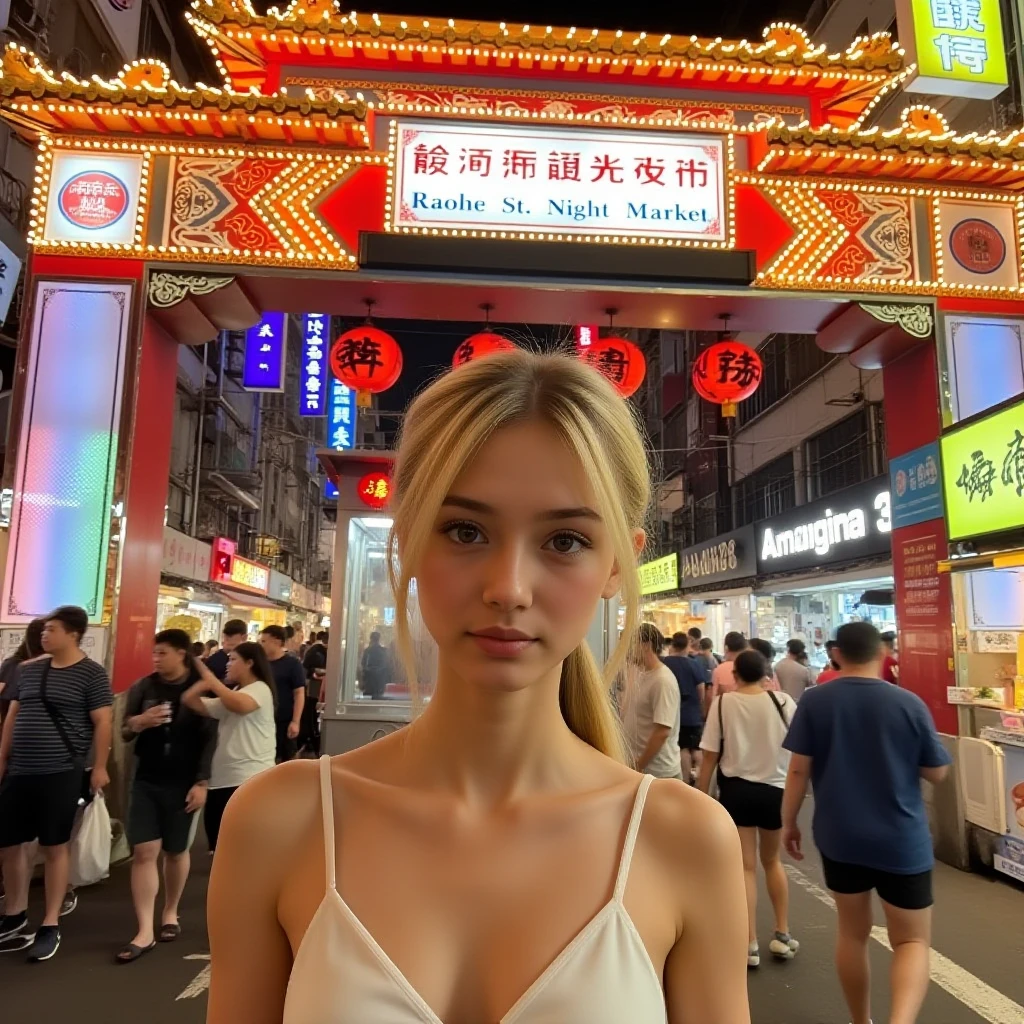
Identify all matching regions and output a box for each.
[957,737,1006,834]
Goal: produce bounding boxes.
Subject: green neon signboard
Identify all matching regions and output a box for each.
[941,397,1024,541]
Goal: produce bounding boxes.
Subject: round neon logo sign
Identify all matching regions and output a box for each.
[57,171,130,231]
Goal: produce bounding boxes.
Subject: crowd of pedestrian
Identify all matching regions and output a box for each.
[0,608,329,965]
[620,616,949,1024]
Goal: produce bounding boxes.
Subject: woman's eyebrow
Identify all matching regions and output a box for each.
[442,495,601,521]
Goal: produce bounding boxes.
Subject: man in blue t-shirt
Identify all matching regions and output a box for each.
[661,633,706,783]
[781,621,951,1024]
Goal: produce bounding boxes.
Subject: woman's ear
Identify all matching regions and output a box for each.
[601,528,647,600]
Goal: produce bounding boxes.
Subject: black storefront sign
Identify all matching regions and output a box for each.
[680,525,758,589]
[755,476,892,575]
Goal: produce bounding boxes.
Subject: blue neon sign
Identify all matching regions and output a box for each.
[242,311,286,391]
[324,377,357,500]
[300,313,328,417]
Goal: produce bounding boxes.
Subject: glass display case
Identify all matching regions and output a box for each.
[334,514,437,711]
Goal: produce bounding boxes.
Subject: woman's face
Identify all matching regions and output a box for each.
[415,419,629,693]
[226,651,246,684]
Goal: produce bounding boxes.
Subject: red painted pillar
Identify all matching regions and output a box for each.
[110,313,179,694]
[883,343,957,733]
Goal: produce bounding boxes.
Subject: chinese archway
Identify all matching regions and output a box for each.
[1,1,1022,730]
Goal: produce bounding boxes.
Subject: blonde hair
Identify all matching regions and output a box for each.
[388,350,651,761]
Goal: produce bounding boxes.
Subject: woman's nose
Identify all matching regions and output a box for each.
[480,543,532,611]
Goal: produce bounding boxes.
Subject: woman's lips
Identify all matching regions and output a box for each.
[468,630,538,658]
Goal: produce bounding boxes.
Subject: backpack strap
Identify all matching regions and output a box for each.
[717,692,725,757]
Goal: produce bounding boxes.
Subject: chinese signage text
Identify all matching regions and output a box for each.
[324,378,357,500]
[639,553,679,596]
[300,313,329,417]
[897,0,1008,99]
[392,121,727,243]
[941,397,1024,540]
[243,311,286,392]
[43,151,144,246]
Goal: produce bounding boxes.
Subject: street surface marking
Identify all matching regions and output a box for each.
[177,952,211,1000]
[786,865,1024,1024]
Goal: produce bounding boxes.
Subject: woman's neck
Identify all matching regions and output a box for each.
[405,661,590,807]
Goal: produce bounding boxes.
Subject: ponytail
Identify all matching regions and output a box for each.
[559,644,626,762]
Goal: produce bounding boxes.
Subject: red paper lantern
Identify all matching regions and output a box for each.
[692,340,763,416]
[452,332,516,369]
[357,471,392,510]
[582,336,646,398]
[330,326,403,394]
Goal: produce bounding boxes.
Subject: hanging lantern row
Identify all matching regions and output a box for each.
[692,340,763,418]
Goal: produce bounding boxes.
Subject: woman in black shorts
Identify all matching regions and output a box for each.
[698,650,799,969]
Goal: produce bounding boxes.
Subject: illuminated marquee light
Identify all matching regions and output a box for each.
[735,171,1024,297]
[28,136,386,267]
[384,119,737,250]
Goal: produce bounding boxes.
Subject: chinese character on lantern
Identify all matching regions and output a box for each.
[452,332,516,369]
[580,337,647,398]
[692,340,763,417]
[329,326,403,396]
[357,471,392,510]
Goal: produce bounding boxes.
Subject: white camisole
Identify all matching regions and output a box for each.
[281,756,667,1023]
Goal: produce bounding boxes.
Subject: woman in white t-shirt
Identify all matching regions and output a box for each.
[183,642,276,852]
[698,650,799,969]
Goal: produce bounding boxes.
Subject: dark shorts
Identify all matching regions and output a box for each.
[717,772,783,830]
[678,725,703,752]
[821,853,934,910]
[127,779,199,855]
[0,770,83,848]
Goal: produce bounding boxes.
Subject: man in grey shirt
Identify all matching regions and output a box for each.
[775,639,815,702]
[621,624,681,780]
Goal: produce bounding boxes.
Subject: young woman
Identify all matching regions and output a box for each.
[181,642,276,853]
[698,650,799,969]
[206,351,749,1024]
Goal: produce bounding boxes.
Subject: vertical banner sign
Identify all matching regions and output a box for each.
[574,324,599,355]
[243,311,287,391]
[300,313,329,417]
[324,378,357,499]
[896,0,1008,99]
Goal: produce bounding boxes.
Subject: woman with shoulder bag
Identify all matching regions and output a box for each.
[698,649,799,969]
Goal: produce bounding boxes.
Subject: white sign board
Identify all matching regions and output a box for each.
[391,120,727,243]
[89,0,143,63]
[0,624,108,668]
[43,151,144,246]
[0,236,22,325]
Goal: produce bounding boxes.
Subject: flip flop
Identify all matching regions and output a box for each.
[116,941,156,963]
[159,923,181,943]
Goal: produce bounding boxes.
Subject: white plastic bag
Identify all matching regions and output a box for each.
[69,793,111,888]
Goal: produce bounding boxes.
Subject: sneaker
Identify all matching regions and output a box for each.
[60,889,78,917]
[769,931,800,960]
[26,925,60,962]
[0,911,29,941]
[747,941,760,968]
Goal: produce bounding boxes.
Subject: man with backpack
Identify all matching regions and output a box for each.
[0,606,113,961]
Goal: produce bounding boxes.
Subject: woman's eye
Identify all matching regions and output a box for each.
[445,522,485,545]
[545,532,588,556]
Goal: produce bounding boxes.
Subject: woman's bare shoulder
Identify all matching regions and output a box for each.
[220,759,323,853]
[642,778,741,872]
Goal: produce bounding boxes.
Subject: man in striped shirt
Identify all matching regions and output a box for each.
[0,606,113,961]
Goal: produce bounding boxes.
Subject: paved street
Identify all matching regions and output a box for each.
[1,828,1023,1023]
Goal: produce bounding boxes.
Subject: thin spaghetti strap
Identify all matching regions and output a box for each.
[318,755,337,891]
[613,774,655,902]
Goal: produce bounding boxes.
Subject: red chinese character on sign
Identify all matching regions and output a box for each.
[548,152,582,181]
[413,144,449,175]
[460,148,493,176]
[676,159,708,188]
[591,155,624,183]
[503,149,537,179]
[634,157,666,186]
